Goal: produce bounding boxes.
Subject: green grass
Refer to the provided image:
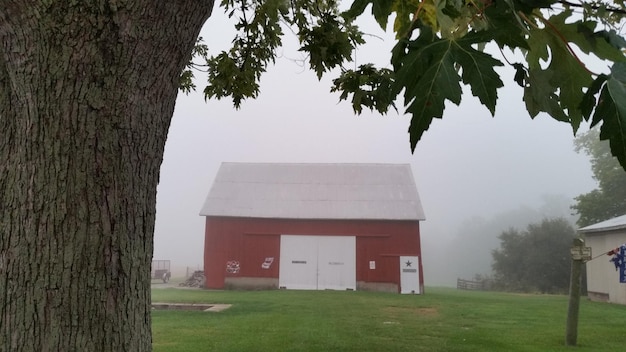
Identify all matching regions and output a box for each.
[152,288,626,351]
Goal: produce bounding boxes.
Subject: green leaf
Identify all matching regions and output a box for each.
[391,29,439,95]
[392,31,461,150]
[601,62,626,168]
[525,10,626,131]
[525,12,594,130]
[404,52,456,150]
[392,27,507,150]
[523,69,569,121]
[343,0,393,29]
[394,36,461,150]
[550,15,626,63]
[597,30,626,51]
[481,1,529,49]
[396,41,462,104]
[204,51,261,107]
[299,15,356,79]
[372,0,394,28]
[580,74,608,122]
[343,0,371,18]
[451,39,504,114]
[392,0,420,38]
[331,65,396,115]
[512,63,526,87]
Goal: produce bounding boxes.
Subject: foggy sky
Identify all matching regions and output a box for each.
[153,9,597,284]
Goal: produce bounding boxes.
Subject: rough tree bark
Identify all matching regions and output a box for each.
[0,1,213,351]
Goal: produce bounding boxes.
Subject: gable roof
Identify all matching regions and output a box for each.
[199,162,426,221]
[579,214,626,234]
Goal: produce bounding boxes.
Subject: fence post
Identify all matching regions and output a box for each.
[565,238,584,346]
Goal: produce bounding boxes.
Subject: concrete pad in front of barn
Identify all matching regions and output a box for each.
[152,302,232,312]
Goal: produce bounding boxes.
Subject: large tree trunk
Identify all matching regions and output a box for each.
[0,1,213,351]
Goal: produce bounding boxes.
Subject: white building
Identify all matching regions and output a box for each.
[580,215,626,304]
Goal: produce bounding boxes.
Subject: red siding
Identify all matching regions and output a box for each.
[204,217,423,292]
[236,234,281,279]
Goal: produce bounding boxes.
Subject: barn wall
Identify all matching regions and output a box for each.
[204,217,422,292]
[586,230,626,305]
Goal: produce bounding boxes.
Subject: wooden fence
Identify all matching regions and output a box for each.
[457,278,486,291]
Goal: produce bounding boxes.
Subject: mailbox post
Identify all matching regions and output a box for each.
[565,238,591,346]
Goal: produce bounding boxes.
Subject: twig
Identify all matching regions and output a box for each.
[558,0,626,15]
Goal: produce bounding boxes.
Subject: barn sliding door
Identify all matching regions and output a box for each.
[278,235,318,290]
[279,235,356,291]
[317,236,356,290]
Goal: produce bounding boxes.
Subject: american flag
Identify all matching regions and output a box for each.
[610,245,626,283]
[619,245,626,284]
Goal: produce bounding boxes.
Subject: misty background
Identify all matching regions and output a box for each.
[153,8,597,285]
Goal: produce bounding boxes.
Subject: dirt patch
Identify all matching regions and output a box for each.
[416,307,438,316]
[382,306,439,317]
[152,303,232,312]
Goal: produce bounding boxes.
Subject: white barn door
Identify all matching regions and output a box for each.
[278,235,318,290]
[400,256,420,294]
[279,235,355,290]
[317,236,356,290]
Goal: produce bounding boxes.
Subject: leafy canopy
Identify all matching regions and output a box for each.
[572,127,626,227]
[181,0,626,169]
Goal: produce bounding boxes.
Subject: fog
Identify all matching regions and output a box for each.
[153,10,597,284]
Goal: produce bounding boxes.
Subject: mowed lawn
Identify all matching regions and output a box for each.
[152,287,626,352]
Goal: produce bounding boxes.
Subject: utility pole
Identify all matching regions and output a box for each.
[565,237,590,346]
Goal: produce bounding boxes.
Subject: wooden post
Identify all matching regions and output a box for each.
[565,238,584,346]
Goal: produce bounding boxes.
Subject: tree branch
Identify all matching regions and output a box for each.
[558,0,626,15]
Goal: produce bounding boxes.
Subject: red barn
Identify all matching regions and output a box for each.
[200,162,426,293]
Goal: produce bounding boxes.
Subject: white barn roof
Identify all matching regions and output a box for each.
[579,214,626,234]
[199,162,426,221]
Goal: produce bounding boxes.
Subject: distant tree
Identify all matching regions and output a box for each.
[491,218,575,294]
[438,196,575,285]
[572,128,626,227]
